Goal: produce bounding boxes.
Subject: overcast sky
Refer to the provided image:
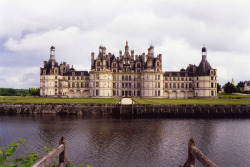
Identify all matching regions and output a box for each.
[0,0,249,89]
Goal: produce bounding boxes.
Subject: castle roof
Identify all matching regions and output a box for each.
[195,59,212,76]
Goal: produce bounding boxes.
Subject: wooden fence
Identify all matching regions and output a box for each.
[31,137,68,167]
[182,138,217,167]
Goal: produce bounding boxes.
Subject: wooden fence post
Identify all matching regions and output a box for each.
[183,138,195,167]
[59,136,66,165]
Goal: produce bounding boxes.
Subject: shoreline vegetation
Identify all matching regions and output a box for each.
[0,94,249,105]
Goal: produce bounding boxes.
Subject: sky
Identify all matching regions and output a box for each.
[0,0,249,89]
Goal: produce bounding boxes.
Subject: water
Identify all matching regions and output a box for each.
[0,115,250,167]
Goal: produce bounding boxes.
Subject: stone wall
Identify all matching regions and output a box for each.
[135,104,250,117]
[0,103,120,115]
[0,103,250,117]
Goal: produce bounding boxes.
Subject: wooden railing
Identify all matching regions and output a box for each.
[31,137,68,167]
[182,138,217,167]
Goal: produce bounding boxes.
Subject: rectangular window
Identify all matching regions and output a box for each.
[113,75,116,80]
[113,90,116,96]
[77,76,79,80]
[129,83,131,88]
[126,83,128,88]
[158,75,160,80]
[113,83,116,88]
[137,91,140,96]
[117,90,119,96]
[137,83,140,88]
[77,82,79,88]
[165,77,168,81]
[197,83,199,88]
[173,83,176,88]
[211,90,214,96]
[68,76,70,80]
[96,90,99,96]
[122,75,124,81]
[158,82,160,88]
[85,83,88,88]
[72,83,75,88]
[189,83,192,88]
[129,76,131,81]
[122,83,124,88]
[178,83,180,88]
[155,75,157,80]
[96,82,99,88]
[211,83,213,88]
[211,77,213,80]
[117,83,119,88]
[96,74,99,80]
[81,82,84,88]
[173,77,176,81]
[155,90,157,96]
[181,83,184,88]
[55,81,57,84]
[181,77,184,81]
[73,76,75,80]
[158,90,160,96]
[170,83,172,88]
[165,83,168,88]
[68,82,70,87]
[55,76,57,79]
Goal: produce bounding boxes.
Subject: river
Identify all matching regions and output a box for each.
[0,115,250,167]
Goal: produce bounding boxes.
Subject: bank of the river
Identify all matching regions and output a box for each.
[0,96,120,104]
[1,96,250,105]
[1,102,250,117]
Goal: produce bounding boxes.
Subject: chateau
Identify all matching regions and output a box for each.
[40,42,217,98]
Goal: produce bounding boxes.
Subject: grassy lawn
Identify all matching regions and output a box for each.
[218,93,250,98]
[134,98,250,105]
[0,96,120,104]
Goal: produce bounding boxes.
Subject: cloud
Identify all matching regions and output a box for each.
[0,0,249,88]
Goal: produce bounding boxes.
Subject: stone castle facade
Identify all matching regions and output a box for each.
[40,42,217,98]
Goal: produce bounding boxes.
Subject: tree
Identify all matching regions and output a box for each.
[237,81,245,88]
[217,83,221,92]
[224,82,236,93]
[29,88,40,96]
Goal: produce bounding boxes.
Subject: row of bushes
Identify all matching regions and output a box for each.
[0,88,40,96]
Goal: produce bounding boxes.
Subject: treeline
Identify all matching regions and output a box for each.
[0,88,40,96]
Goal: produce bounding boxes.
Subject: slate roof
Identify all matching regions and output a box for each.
[63,71,89,76]
[164,71,193,77]
[195,59,212,76]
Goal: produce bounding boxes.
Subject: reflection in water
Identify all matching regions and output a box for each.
[0,115,250,167]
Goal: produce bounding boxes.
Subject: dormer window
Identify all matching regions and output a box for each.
[81,72,84,76]
[177,73,180,76]
[72,72,75,76]
[43,70,46,75]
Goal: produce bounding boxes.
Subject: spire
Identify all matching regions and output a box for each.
[202,45,207,60]
[125,40,129,55]
[50,46,55,60]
